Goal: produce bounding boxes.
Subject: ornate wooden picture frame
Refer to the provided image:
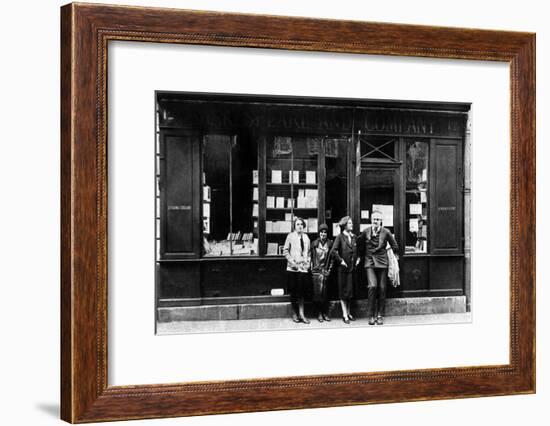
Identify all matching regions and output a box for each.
[60,2,535,423]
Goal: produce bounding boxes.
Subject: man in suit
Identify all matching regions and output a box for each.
[357,210,399,325]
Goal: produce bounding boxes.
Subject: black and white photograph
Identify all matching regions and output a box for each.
[155,92,472,334]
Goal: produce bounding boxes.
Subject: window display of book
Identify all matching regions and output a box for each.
[265,137,319,256]
[204,232,258,257]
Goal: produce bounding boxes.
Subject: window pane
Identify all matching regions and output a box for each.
[202,135,230,256]
[405,140,429,253]
[360,169,395,232]
[265,136,318,255]
[294,137,319,239]
[231,133,258,256]
[361,136,396,161]
[265,136,293,256]
[325,138,348,238]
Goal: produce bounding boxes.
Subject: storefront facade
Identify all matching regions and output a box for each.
[156,92,470,319]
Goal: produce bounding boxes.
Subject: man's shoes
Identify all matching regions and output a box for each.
[292,314,300,323]
[300,316,310,324]
[368,316,376,325]
[348,314,356,321]
[323,313,331,322]
[376,316,384,325]
[317,313,324,323]
[342,317,350,324]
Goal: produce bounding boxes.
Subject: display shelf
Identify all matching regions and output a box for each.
[266,207,318,210]
[266,183,318,187]
[265,135,320,255]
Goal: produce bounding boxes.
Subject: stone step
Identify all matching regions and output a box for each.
[158,296,466,322]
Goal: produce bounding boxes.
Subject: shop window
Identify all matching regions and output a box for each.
[202,134,258,256]
[265,136,319,255]
[325,138,349,238]
[405,140,429,253]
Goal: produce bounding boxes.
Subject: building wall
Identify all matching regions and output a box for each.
[157,96,470,306]
[464,110,473,310]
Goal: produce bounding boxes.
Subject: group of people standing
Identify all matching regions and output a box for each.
[282,212,399,326]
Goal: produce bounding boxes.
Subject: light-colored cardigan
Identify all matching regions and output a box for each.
[283,231,311,273]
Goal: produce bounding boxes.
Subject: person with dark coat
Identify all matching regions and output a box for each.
[357,210,399,325]
[310,224,333,322]
[330,216,357,324]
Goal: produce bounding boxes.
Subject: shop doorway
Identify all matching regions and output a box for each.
[357,135,402,243]
[356,134,403,299]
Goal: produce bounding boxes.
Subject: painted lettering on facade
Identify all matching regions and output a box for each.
[363,116,435,134]
[159,101,464,137]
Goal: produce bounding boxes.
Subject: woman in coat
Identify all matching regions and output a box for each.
[330,216,357,324]
[283,217,311,324]
[310,224,333,322]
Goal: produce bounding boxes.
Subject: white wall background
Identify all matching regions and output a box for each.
[0,0,546,425]
[109,44,510,385]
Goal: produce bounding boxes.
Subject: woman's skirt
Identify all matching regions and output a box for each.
[337,268,354,300]
[287,271,309,299]
[311,271,328,302]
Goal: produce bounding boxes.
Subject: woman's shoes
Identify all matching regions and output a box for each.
[317,313,324,323]
[293,313,310,324]
[342,317,350,324]
[368,316,376,325]
[348,314,356,321]
[376,316,384,325]
[322,313,331,322]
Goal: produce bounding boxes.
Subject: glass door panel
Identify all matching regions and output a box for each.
[360,168,397,234]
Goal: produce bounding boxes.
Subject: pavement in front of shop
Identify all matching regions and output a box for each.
[156,312,472,335]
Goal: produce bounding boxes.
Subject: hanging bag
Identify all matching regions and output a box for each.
[386,242,400,287]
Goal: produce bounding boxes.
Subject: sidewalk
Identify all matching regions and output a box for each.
[157,312,472,335]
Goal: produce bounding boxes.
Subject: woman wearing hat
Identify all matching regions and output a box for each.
[283,217,311,324]
[330,216,357,324]
[310,224,333,322]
